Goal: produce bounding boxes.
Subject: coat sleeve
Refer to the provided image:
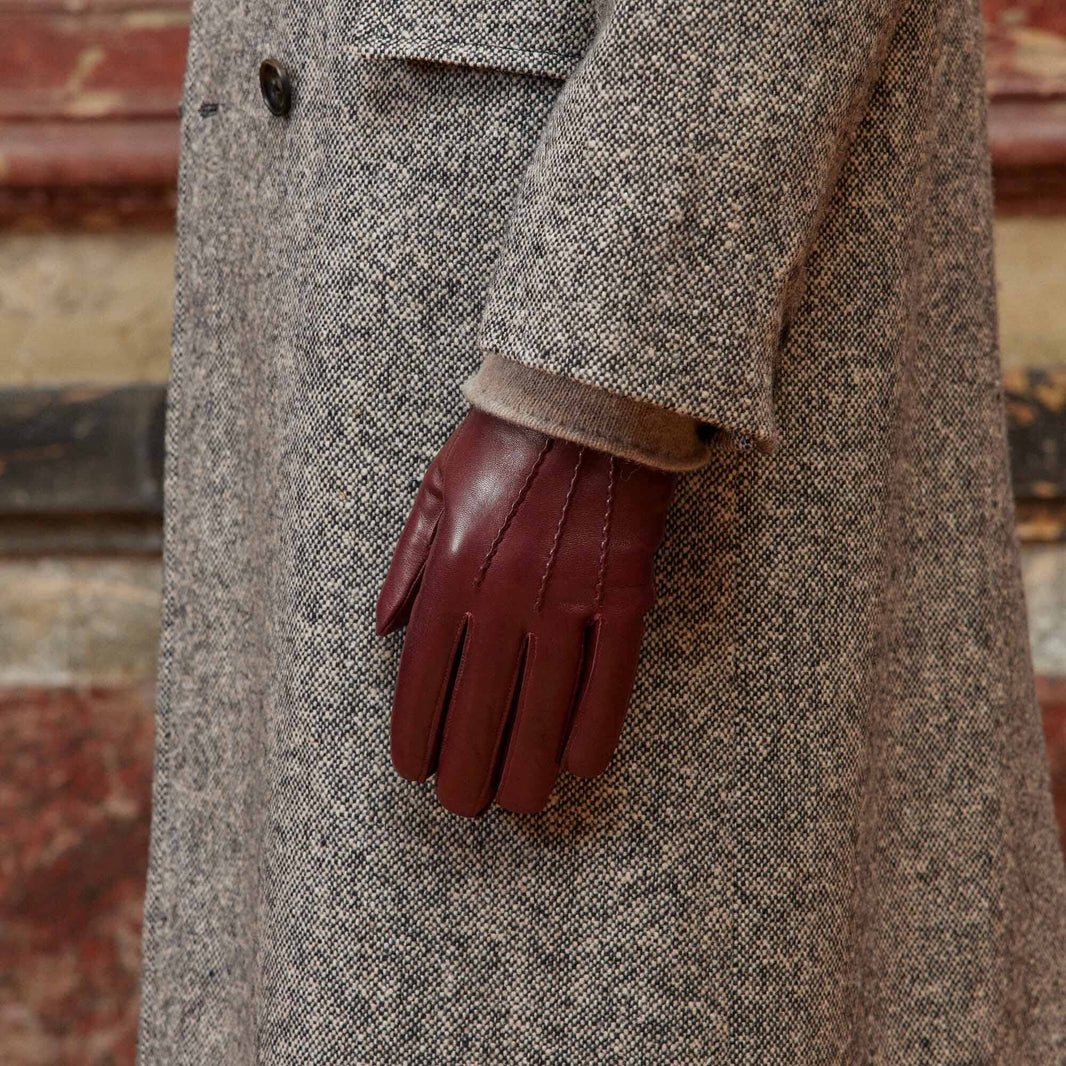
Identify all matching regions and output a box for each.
[475,0,908,454]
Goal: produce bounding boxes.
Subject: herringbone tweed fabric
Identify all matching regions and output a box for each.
[137,0,1066,1062]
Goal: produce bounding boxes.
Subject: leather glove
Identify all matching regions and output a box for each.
[376,408,676,817]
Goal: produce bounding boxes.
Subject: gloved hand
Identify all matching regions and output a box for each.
[376,408,676,817]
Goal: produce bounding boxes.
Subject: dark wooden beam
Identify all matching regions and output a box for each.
[1005,368,1066,500]
[1006,368,1066,541]
[0,386,165,518]
[0,375,1062,549]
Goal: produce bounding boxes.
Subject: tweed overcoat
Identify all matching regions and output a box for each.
[138,0,1066,1061]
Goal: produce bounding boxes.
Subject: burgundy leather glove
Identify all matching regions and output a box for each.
[376,408,675,817]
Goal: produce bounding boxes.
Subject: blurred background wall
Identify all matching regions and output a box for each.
[0,1,1064,1063]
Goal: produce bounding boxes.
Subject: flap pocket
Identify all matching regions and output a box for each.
[349,0,599,80]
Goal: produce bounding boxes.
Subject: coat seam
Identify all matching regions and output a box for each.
[350,34,583,64]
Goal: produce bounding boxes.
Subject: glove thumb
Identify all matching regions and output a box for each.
[375,458,446,636]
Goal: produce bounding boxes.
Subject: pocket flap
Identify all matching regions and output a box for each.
[350,0,598,80]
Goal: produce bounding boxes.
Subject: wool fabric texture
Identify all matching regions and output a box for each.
[137,0,1066,1063]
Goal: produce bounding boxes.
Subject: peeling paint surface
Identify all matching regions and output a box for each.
[0,12,188,121]
[985,0,1066,96]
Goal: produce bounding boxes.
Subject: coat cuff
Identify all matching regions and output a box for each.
[461,353,718,472]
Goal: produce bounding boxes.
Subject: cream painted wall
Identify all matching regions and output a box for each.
[0,218,1063,387]
[0,234,175,386]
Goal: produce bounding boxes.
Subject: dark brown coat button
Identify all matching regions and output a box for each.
[259,58,292,117]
